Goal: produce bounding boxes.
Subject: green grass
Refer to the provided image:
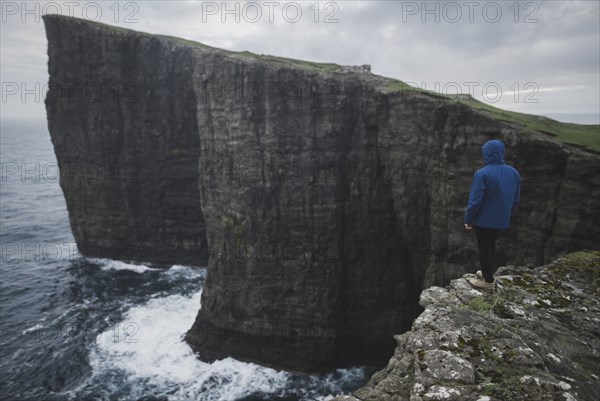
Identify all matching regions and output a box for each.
[387,80,418,93]
[387,80,447,98]
[156,35,213,49]
[456,97,600,152]
[232,53,343,73]
[467,297,493,313]
[548,250,600,289]
[482,384,496,395]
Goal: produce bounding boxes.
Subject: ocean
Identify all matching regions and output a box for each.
[0,118,371,401]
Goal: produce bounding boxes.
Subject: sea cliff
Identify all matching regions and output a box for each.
[43,15,600,372]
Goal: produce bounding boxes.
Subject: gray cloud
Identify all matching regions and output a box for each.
[1,1,598,120]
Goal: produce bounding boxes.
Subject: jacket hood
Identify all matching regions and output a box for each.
[482,140,505,165]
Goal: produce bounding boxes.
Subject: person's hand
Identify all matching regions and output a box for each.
[464,223,473,230]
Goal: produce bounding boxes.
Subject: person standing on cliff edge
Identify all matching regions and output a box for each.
[464,139,521,292]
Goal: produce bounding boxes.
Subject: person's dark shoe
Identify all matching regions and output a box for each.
[466,277,495,293]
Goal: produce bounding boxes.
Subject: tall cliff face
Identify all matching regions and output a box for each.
[44,16,207,267]
[43,15,600,372]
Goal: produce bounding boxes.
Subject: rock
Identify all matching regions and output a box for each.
[341,64,372,73]
[422,385,462,400]
[43,15,208,267]
[331,251,600,401]
[42,14,600,372]
[418,350,475,386]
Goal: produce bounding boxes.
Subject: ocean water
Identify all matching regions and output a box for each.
[542,113,600,125]
[0,119,372,401]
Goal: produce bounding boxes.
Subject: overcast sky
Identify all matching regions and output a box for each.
[1,0,599,123]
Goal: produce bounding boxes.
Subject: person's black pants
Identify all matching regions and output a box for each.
[474,226,501,283]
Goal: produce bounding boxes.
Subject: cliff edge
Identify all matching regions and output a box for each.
[332,250,600,401]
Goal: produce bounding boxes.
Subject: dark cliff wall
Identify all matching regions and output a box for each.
[43,15,600,372]
[186,54,428,370]
[44,16,207,267]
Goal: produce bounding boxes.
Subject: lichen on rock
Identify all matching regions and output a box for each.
[332,251,600,401]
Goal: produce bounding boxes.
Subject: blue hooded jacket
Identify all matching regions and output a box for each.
[464,140,521,229]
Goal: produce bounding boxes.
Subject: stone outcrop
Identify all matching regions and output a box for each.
[43,15,600,372]
[331,250,600,401]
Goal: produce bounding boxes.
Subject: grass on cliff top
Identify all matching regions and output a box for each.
[457,97,600,152]
[233,51,343,73]
[155,35,213,49]
[52,15,343,73]
[385,85,599,153]
[387,80,438,97]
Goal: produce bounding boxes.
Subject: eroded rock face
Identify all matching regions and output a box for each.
[43,15,600,372]
[331,251,600,401]
[44,16,207,267]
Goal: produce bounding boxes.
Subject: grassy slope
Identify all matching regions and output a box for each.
[458,97,600,152]
[50,15,600,153]
[385,84,599,153]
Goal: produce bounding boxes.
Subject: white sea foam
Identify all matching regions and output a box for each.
[21,322,46,335]
[170,264,201,271]
[85,263,362,400]
[89,289,292,400]
[166,264,207,280]
[87,257,162,273]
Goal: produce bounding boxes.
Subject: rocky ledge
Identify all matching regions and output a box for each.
[332,251,600,401]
